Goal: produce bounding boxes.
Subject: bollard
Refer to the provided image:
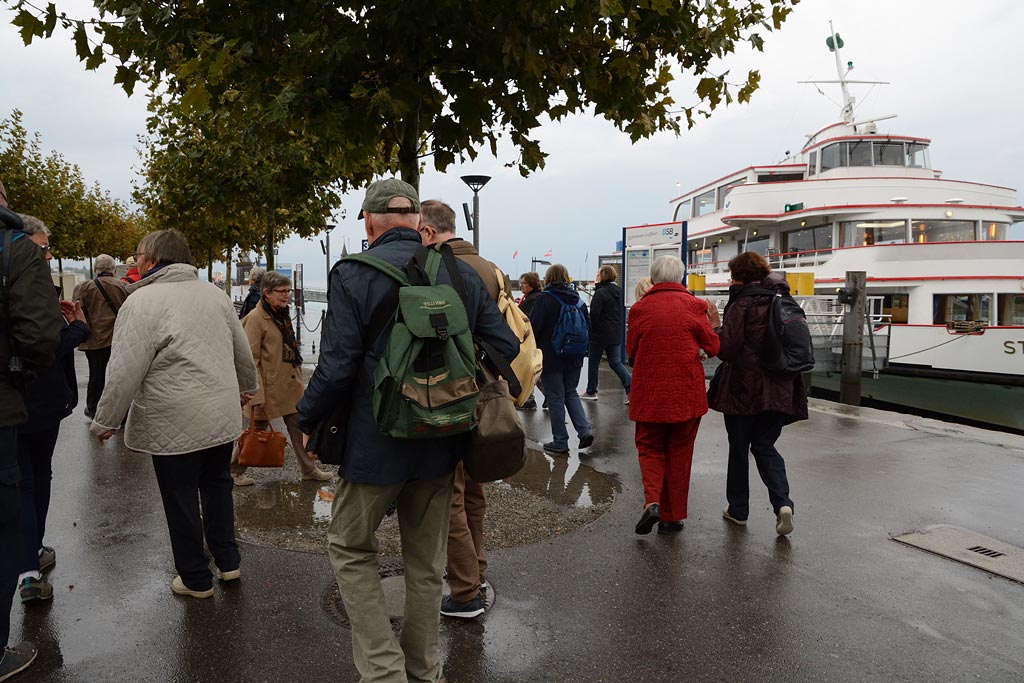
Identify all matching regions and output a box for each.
[839,271,866,406]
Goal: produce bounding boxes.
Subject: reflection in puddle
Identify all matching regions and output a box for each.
[235,481,335,530]
[502,447,618,508]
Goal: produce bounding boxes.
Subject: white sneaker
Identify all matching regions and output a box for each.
[775,506,794,536]
[171,576,214,599]
[232,474,255,487]
[581,392,599,401]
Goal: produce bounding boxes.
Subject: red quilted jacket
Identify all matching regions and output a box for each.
[626,282,720,423]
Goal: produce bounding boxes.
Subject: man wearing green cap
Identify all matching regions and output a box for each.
[298,178,517,683]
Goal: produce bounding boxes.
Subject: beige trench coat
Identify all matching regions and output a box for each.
[242,300,304,421]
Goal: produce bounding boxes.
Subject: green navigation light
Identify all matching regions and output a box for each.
[784,202,804,212]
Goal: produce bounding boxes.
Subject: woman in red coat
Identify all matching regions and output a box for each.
[626,256,720,535]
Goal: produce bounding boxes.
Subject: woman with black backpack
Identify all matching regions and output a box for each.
[708,251,807,536]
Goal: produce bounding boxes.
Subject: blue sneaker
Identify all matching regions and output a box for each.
[440,594,484,619]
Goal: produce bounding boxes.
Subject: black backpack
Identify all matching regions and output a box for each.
[738,287,814,374]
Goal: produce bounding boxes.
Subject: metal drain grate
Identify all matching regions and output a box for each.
[894,526,1024,584]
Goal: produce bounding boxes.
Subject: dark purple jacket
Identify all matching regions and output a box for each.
[708,273,808,422]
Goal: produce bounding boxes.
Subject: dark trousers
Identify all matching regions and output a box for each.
[1,426,22,649]
[17,427,60,574]
[84,347,112,412]
[724,413,794,519]
[585,342,631,395]
[151,442,239,591]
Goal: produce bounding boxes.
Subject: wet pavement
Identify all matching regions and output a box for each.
[9,357,1024,682]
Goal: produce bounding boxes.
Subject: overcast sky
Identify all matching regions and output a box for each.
[2,0,1021,288]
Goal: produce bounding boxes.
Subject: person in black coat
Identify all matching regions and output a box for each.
[517,271,542,315]
[15,217,92,605]
[528,265,595,454]
[583,266,631,402]
[238,266,265,319]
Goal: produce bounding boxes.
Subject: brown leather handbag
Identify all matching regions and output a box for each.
[237,409,286,467]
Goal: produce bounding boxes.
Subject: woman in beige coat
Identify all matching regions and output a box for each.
[230,271,332,485]
[91,229,258,599]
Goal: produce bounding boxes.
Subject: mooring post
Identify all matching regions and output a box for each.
[840,270,866,406]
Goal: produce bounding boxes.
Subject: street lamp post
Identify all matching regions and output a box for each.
[324,223,335,285]
[460,175,491,251]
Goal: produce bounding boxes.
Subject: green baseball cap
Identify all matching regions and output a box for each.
[357,178,421,219]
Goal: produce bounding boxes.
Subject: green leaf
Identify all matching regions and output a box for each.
[12,9,45,44]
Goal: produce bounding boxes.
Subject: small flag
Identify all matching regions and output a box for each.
[544,249,553,257]
[512,250,518,259]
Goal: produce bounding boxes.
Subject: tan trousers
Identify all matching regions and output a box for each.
[328,472,455,683]
[446,461,487,602]
[230,412,320,477]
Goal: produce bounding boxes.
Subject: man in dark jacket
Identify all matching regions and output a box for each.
[0,182,63,682]
[238,266,265,319]
[583,265,631,402]
[529,264,595,454]
[15,216,91,605]
[298,179,516,683]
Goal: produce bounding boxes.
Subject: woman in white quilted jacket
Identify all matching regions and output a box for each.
[90,229,258,600]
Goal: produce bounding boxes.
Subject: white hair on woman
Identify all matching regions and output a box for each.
[94,254,116,276]
[650,255,685,284]
[18,214,50,236]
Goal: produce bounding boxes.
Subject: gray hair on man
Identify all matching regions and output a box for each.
[138,229,193,266]
[249,266,267,285]
[95,254,116,276]
[421,200,457,234]
[650,255,685,285]
[18,214,49,237]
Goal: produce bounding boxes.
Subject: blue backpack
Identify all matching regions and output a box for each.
[545,291,589,359]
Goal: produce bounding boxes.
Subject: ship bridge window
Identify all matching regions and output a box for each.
[933,294,991,325]
[783,224,833,254]
[873,142,905,166]
[807,151,817,177]
[694,189,716,217]
[912,220,975,243]
[820,142,848,172]
[906,143,930,168]
[849,140,872,167]
[839,220,907,247]
[717,179,745,210]
[982,222,1009,240]
[756,173,804,183]
[997,294,1024,325]
[673,200,692,221]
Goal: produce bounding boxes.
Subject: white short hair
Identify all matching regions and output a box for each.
[18,214,49,237]
[94,254,116,275]
[650,255,685,284]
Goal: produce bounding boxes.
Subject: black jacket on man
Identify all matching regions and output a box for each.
[297,228,518,486]
[589,280,624,346]
[239,283,261,319]
[20,320,91,434]
[1,215,63,428]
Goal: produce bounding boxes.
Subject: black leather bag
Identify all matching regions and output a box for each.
[306,400,351,466]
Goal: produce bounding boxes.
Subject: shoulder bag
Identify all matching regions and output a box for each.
[237,408,286,467]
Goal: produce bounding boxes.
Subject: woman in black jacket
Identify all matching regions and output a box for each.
[517,271,542,315]
[583,266,631,402]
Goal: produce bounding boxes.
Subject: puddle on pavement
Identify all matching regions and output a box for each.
[235,446,617,535]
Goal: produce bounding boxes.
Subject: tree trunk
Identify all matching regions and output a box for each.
[398,110,421,191]
[207,248,214,284]
[265,223,275,270]
[225,246,233,297]
[57,257,63,275]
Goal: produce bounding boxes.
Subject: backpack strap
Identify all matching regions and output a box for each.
[92,277,121,316]
[342,252,410,286]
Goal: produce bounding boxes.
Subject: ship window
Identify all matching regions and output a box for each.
[717,179,745,210]
[840,220,906,246]
[783,225,833,254]
[881,294,909,324]
[756,173,804,183]
[873,142,905,166]
[694,189,716,217]
[739,235,770,256]
[820,142,848,171]
[906,143,930,168]
[807,151,817,177]
[688,246,717,266]
[997,294,1024,325]
[673,200,691,221]
[933,294,991,324]
[849,140,872,167]
[982,222,1008,240]
[912,220,975,243]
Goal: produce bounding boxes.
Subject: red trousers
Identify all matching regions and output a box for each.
[634,418,701,523]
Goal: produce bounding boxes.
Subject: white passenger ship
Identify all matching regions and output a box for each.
[671,30,1024,430]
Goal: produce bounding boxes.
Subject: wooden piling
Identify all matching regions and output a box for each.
[840,271,866,406]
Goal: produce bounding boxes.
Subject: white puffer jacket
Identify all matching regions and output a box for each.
[91,264,259,455]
